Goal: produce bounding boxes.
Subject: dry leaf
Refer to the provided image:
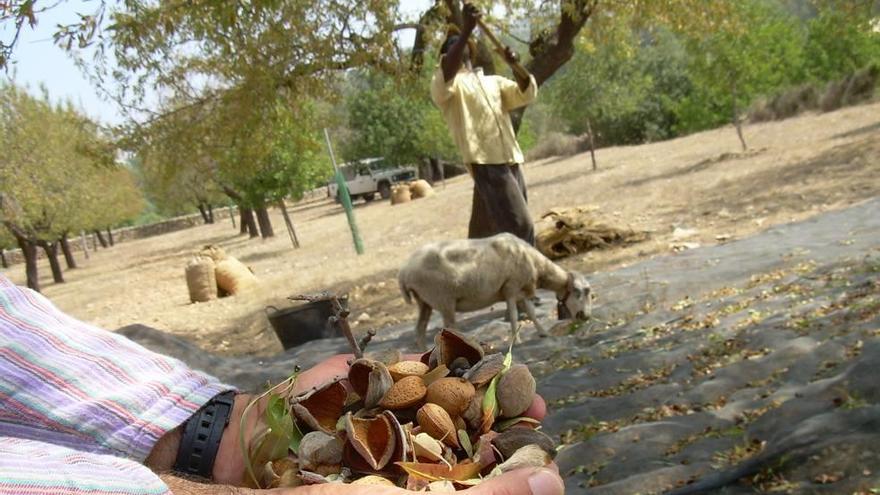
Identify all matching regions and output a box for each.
[396,461,483,482]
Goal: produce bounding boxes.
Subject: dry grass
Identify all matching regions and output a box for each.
[3,102,879,356]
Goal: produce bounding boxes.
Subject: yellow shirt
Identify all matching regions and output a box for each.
[431,66,537,165]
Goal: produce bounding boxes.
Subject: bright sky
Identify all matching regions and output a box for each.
[3,0,431,126]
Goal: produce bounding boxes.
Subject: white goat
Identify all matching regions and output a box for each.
[398,233,592,350]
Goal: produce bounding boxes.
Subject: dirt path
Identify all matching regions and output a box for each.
[2,102,878,356]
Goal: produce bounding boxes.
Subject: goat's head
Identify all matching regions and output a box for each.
[559,271,592,321]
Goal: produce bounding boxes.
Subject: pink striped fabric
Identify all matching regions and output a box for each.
[0,276,232,494]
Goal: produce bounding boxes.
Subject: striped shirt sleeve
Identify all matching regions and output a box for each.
[0,436,172,495]
[0,275,233,464]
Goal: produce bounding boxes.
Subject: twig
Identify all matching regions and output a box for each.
[290,291,363,358]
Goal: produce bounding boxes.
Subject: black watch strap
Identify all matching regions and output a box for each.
[173,390,236,479]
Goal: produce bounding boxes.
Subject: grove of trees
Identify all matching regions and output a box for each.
[0,83,144,291]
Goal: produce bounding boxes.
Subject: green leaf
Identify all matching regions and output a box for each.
[481,373,501,433]
[458,430,473,459]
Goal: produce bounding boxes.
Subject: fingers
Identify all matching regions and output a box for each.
[294,354,353,394]
[524,394,547,421]
[465,466,564,495]
[268,467,564,495]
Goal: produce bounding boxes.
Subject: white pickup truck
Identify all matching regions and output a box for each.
[327,157,417,202]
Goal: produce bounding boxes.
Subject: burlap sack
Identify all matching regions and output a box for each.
[409,179,435,199]
[391,184,412,205]
[199,244,228,263]
[215,256,257,295]
[185,257,217,303]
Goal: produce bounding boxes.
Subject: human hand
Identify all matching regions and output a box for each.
[462,2,482,35]
[267,465,564,495]
[499,46,519,66]
[220,354,551,488]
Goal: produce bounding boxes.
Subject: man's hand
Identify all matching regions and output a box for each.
[462,2,482,35]
[212,355,553,490]
[499,46,519,66]
[267,466,564,495]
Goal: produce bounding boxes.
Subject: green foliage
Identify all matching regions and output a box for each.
[673,0,807,134]
[546,18,690,144]
[0,82,143,243]
[801,5,880,82]
[541,0,879,147]
[343,68,457,166]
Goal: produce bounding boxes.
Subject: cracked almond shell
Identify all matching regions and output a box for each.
[348,358,393,409]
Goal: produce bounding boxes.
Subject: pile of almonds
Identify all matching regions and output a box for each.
[250,329,556,490]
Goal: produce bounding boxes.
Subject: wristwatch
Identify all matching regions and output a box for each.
[173,390,237,478]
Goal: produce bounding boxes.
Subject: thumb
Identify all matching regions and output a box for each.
[465,467,564,495]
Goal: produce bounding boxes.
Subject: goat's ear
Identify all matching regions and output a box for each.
[567,272,576,290]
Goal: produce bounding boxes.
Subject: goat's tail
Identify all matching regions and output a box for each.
[399,277,413,305]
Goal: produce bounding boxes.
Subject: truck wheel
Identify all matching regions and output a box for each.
[378,182,391,200]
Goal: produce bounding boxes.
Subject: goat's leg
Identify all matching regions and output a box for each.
[505,297,521,344]
[415,302,433,351]
[440,307,456,330]
[523,298,547,337]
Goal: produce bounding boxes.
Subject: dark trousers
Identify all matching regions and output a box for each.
[468,164,535,246]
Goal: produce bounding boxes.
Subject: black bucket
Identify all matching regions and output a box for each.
[266,299,344,350]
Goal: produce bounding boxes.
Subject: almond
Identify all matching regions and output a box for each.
[417,403,459,447]
[496,364,536,418]
[425,377,475,417]
[388,360,429,382]
[379,375,426,410]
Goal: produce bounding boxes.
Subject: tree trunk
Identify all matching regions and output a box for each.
[207,204,215,224]
[586,118,598,171]
[80,230,90,260]
[240,208,258,238]
[94,229,108,248]
[229,206,237,229]
[38,241,64,284]
[255,206,274,238]
[60,233,77,269]
[16,236,39,291]
[0,248,7,269]
[106,227,114,246]
[278,200,300,249]
[732,81,747,151]
[197,203,210,224]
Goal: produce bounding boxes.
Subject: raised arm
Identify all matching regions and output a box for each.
[441,3,481,82]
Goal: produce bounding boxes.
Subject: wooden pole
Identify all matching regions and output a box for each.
[278,200,300,249]
[324,128,365,255]
[476,19,530,81]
